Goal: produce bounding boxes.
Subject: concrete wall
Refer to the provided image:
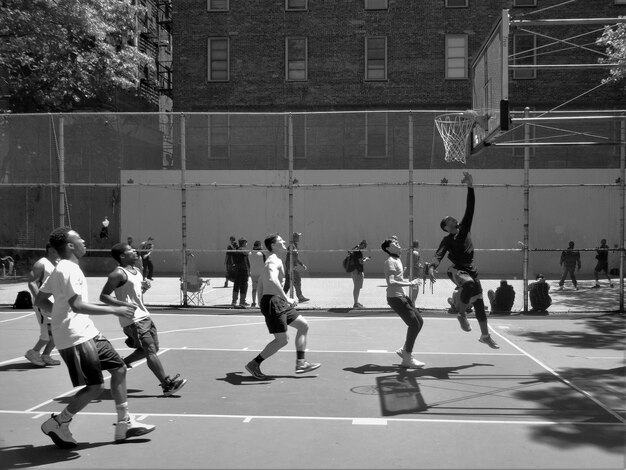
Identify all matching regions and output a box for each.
[121,168,622,278]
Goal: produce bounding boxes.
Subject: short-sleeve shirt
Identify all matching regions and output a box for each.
[113,266,150,328]
[384,256,405,298]
[39,259,99,350]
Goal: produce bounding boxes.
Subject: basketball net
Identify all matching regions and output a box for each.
[434,112,477,165]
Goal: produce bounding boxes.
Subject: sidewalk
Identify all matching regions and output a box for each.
[1,275,622,314]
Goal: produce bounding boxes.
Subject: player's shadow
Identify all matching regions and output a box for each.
[0,440,151,468]
[0,362,50,372]
[54,389,146,404]
[344,362,492,379]
[217,371,317,385]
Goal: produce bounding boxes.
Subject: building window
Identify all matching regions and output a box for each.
[513,33,536,79]
[445,35,468,79]
[208,38,229,81]
[286,0,307,10]
[286,37,307,81]
[208,114,229,160]
[207,0,228,11]
[365,37,387,81]
[366,112,387,158]
[513,0,536,6]
[445,0,468,7]
[365,0,388,10]
[284,115,307,160]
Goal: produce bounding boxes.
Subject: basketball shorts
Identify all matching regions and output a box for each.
[260,295,300,334]
[122,317,159,352]
[59,335,125,387]
[594,261,608,274]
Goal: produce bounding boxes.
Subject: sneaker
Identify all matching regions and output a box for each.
[479,334,500,349]
[250,302,257,308]
[574,285,579,290]
[239,302,249,308]
[591,284,601,289]
[456,314,472,332]
[298,297,310,303]
[295,360,321,374]
[41,414,77,448]
[395,348,425,368]
[41,354,61,366]
[114,416,156,442]
[25,349,46,367]
[610,283,615,288]
[245,360,268,380]
[353,302,364,309]
[161,374,187,397]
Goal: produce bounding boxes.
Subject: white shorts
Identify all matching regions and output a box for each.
[34,307,52,341]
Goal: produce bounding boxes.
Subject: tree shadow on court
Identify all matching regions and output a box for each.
[0,439,150,468]
[513,314,625,350]
[547,285,620,312]
[511,366,625,452]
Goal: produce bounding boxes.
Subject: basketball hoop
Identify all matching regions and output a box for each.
[434,112,476,164]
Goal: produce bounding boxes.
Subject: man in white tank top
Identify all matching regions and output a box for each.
[100,242,187,397]
[25,244,60,366]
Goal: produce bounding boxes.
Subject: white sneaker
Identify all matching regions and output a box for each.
[41,354,61,366]
[41,414,77,448]
[396,348,425,368]
[114,416,156,442]
[25,349,46,367]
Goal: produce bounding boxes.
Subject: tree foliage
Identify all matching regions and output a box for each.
[597,18,626,85]
[0,0,154,112]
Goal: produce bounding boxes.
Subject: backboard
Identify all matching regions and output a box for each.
[471,9,510,153]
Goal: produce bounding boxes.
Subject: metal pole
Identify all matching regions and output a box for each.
[181,114,188,306]
[58,115,66,227]
[288,114,294,298]
[408,114,414,298]
[619,121,626,313]
[523,107,530,313]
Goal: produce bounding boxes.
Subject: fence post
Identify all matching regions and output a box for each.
[408,113,415,295]
[620,119,625,313]
[288,113,294,299]
[181,113,188,306]
[523,107,530,312]
[58,115,66,227]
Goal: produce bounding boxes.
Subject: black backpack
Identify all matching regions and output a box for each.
[14,290,33,309]
[342,251,356,273]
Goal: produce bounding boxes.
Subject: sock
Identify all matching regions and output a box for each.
[296,351,305,361]
[57,407,75,423]
[254,354,264,364]
[116,402,129,422]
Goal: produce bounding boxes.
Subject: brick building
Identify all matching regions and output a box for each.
[171,0,625,170]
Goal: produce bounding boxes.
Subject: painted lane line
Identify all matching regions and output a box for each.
[353,418,387,426]
[0,313,34,323]
[2,409,622,427]
[489,326,626,424]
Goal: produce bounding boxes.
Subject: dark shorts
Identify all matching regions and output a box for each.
[59,335,125,387]
[594,261,608,273]
[123,317,159,352]
[260,295,300,334]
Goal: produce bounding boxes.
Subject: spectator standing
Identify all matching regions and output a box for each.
[99,216,109,244]
[487,280,516,314]
[231,238,251,308]
[592,238,614,288]
[351,240,370,309]
[529,273,552,313]
[558,241,581,290]
[224,236,238,288]
[249,240,266,308]
[140,237,155,280]
[284,231,309,302]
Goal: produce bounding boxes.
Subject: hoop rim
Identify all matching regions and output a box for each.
[434,112,473,123]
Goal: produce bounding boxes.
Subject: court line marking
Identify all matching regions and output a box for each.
[489,326,626,424]
[1,409,622,427]
[0,312,34,323]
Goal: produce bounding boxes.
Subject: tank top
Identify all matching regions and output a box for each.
[114,266,150,327]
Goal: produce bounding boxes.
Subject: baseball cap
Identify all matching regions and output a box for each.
[293,232,302,237]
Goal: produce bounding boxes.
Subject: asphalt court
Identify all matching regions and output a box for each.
[1,310,624,469]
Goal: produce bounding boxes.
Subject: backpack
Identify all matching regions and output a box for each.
[342,251,356,273]
[13,290,33,309]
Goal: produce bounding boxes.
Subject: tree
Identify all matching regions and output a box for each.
[0,0,154,112]
[597,19,626,85]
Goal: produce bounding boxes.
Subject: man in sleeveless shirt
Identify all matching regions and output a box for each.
[100,242,187,397]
